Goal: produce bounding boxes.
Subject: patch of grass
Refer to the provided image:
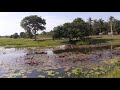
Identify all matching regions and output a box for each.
[0,38,64,48]
[1,35,120,48]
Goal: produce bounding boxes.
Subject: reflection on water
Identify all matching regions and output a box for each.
[0,47,27,65]
[45,49,55,59]
[0,44,120,78]
[53,44,120,54]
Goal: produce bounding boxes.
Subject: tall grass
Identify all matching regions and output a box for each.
[0,38,64,48]
[1,35,120,48]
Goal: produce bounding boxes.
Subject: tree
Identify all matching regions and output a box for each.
[109,16,114,37]
[20,32,25,38]
[20,15,46,41]
[98,19,105,34]
[72,18,89,39]
[92,19,100,35]
[113,19,120,34]
[12,33,19,39]
[53,25,64,40]
[87,17,93,35]
[41,31,47,35]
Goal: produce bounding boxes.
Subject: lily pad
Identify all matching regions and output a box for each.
[27,70,32,74]
[38,75,45,78]
[72,68,79,74]
[20,70,26,73]
[64,67,71,71]
[55,72,59,74]
[58,77,62,78]
[22,76,28,78]
[36,69,42,72]
[67,72,71,77]
[47,70,55,76]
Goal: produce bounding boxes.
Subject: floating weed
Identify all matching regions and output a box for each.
[58,77,63,78]
[22,76,27,78]
[100,71,105,74]
[57,66,62,68]
[72,67,75,69]
[21,73,25,76]
[64,67,71,71]
[9,69,16,73]
[99,67,105,71]
[15,73,22,76]
[95,71,100,75]
[67,72,71,77]
[43,67,50,70]
[20,70,26,73]
[7,74,14,78]
[12,73,22,78]
[38,75,45,78]
[3,74,10,77]
[89,70,94,73]
[53,67,59,69]
[47,70,55,76]
[55,72,59,74]
[27,70,32,74]
[36,69,42,72]
[92,67,98,71]
[72,68,79,74]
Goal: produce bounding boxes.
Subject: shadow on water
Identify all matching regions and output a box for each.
[53,44,120,54]
[61,38,112,45]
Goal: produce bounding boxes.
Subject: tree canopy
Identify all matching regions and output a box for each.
[20,15,46,40]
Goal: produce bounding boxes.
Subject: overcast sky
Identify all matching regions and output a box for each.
[1,12,120,36]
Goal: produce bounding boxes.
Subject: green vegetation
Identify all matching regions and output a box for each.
[1,15,120,78]
[66,57,120,78]
[20,15,46,41]
[1,35,120,48]
[0,38,64,48]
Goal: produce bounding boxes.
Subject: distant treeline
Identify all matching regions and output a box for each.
[5,16,120,41]
[40,16,120,41]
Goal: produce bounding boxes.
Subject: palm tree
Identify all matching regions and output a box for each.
[88,17,93,35]
[109,16,114,37]
[98,18,104,35]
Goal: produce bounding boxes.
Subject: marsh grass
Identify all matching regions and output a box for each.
[0,38,64,48]
[1,35,120,48]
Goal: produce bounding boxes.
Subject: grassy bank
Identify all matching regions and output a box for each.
[1,35,120,48]
[0,38,64,48]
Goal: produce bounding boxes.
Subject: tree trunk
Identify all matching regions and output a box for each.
[69,38,72,42]
[110,21,113,37]
[35,30,36,41]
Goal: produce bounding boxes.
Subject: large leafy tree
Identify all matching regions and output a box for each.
[20,32,25,38]
[11,33,19,39]
[53,18,90,42]
[113,19,120,34]
[92,19,100,35]
[52,25,64,40]
[20,15,46,41]
[72,18,89,39]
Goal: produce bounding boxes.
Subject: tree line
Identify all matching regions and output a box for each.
[10,15,46,40]
[51,16,120,41]
[9,15,120,41]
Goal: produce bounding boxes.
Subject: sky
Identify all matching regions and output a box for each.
[1,12,120,36]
